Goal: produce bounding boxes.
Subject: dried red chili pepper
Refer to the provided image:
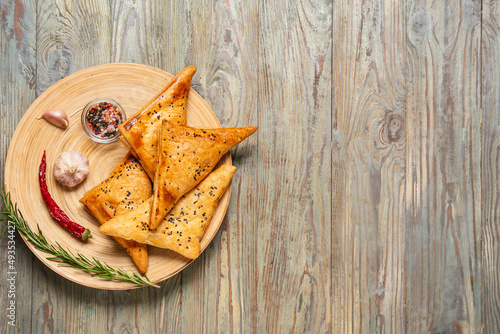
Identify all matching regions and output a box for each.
[39,151,92,241]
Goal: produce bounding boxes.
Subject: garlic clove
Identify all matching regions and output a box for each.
[39,109,69,129]
[53,151,90,187]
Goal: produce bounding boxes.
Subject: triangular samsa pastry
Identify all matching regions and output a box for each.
[80,154,152,274]
[118,66,196,178]
[150,120,257,230]
[100,164,236,259]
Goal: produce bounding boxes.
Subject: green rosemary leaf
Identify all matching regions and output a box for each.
[0,224,9,239]
[0,190,158,288]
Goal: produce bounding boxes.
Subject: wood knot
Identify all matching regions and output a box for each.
[410,12,433,39]
[381,114,405,144]
[50,48,71,78]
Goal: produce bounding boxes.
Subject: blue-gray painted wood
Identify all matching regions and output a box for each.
[0,0,498,332]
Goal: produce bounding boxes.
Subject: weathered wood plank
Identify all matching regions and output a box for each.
[257,0,332,332]
[176,1,261,333]
[109,2,191,334]
[32,1,114,333]
[32,0,197,333]
[3,0,496,332]
[0,0,37,332]
[405,0,482,332]
[110,0,166,68]
[35,0,112,94]
[32,0,233,332]
[333,0,483,332]
[332,0,408,332]
[482,0,500,331]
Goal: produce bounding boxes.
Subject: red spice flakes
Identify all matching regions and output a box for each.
[85,101,123,138]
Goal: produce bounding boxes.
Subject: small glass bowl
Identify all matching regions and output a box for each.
[81,98,126,143]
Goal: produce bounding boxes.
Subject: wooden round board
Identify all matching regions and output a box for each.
[4,63,232,290]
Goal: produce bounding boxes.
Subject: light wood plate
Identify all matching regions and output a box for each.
[4,63,232,290]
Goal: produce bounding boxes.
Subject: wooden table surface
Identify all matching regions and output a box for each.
[0,0,498,333]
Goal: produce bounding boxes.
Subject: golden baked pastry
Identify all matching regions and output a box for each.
[149,120,257,230]
[80,154,152,274]
[99,164,236,259]
[118,66,196,178]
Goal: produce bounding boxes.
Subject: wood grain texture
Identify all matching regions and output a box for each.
[32,1,114,333]
[36,0,112,94]
[482,0,500,331]
[107,2,184,334]
[333,0,483,332]
[405,2,482,333]
[175,1,265,333]
[31,2,178,334]
[0,1,36,334]
[258,0,332,332]
[1,0,499,333]
[405,1,482,332]
[332,1,407,332]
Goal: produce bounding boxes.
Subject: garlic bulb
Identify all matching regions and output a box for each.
[53,151,90,187]
[39,109,69,129]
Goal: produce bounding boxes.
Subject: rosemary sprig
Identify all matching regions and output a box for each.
[0,190,159,288]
